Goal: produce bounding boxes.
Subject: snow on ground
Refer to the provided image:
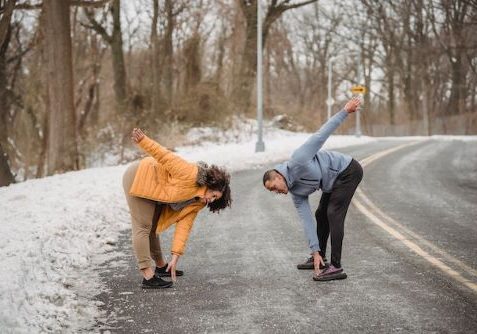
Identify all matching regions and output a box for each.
[1,117,474,333]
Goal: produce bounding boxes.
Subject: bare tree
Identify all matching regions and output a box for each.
[84,0,127,115]
[150,0,163,115]
[234,0,318,114]
[429,0,471,115]
[183,33,202,94]
[0,0,17,186]
[162,0,186,105]
[43,0,79,174]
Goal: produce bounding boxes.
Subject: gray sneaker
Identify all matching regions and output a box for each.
[313,265,347,281]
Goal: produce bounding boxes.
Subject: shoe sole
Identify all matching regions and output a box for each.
[297,263,329,270]
[141,283,173,289]
[155,272,184,278]
[313,272,347,281]
[297,264,314,270]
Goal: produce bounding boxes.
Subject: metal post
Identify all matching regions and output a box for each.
[255,0,265,152]
[327,58,334,120]
[355,52,362,137]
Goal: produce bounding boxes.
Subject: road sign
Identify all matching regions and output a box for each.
[351,85,367,94]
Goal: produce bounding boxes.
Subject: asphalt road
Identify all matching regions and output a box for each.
[94,139,477,333]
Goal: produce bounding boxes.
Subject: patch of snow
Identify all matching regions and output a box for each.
[0,166,130,333]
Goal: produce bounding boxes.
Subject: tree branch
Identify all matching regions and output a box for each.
[83,7,112,43]
[70,0,111,8]
[0,0,16,47]
[280,0,318,11]
[13,1,41,10]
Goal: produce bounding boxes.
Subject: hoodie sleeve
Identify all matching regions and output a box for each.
[292,194,320,253]
[291,110,348,164]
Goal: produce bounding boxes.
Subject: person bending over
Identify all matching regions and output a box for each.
[123,128,232,288]
[263,97,363,281]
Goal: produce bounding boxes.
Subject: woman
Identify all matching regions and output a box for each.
[123,128,232,289]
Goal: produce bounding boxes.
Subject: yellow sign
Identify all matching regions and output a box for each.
[351,85,367,94]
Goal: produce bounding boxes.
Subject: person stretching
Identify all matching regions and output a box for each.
[263,97,363,281]
[123,128,232,288]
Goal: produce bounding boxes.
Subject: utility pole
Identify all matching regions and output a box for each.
[327,57,335,120]
[255,0,265,152]
[355,52,362,137]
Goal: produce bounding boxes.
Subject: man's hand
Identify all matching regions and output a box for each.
[166,254,180,282]
[131,128,145,143]
[313,252,325,275]
[344,96,361,113]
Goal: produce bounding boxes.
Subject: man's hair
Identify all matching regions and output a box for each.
[262,169,277,186]
[203,165,232,213]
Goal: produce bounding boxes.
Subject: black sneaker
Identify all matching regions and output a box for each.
[296,256,329,270]
[155,264,184,277]
[142,275,173,289]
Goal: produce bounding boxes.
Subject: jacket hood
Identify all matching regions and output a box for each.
[274,162,293,188]
[196,161,208,186]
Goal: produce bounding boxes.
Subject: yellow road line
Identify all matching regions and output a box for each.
[356,188,477,278]
[354,141,477,293]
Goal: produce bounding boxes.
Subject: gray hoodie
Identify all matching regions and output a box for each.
[274,110,352,253]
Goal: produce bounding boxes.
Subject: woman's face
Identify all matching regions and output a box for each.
[203,189,223,204]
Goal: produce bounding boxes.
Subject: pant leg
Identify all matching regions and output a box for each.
[149,203,164,264]
[315,192,331,259]
[122,161,157,270]
[327,159,363,268]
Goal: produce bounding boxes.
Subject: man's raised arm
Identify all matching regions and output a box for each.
[291,97,361,164]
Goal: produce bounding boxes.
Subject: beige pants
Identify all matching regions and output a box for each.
[122,161,164,270]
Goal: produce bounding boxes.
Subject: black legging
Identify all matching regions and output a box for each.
[315,159,363,268]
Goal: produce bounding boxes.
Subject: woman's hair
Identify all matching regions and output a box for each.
[197,163,232,213]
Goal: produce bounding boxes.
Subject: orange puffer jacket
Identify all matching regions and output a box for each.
[129,135,207,255]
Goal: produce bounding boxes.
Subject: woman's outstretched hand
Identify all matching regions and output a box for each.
[131,128,145,143]
[344,96,361,113]
[166,254,180,282]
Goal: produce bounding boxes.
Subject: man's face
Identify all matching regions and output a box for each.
[264,174,289,194]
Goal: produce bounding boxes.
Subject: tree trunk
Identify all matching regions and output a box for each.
[385,51,396,125]
[183,34,201,94]
[448,53,465,114]
[163,0,174,105]
[214,24,226,84]
[110,0,127,115]
[234,0,257,114]
[84,0,127,117]
[0,1,16,186]
[150,0,163,114]
[0,143,15,186]
[44,0,78,175]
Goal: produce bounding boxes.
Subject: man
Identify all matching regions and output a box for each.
[263,97,363,281]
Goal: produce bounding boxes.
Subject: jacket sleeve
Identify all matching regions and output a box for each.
[291,110,348,164]
[171,209,200,256]
[137,135,197,179]
[292,194,320,253]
